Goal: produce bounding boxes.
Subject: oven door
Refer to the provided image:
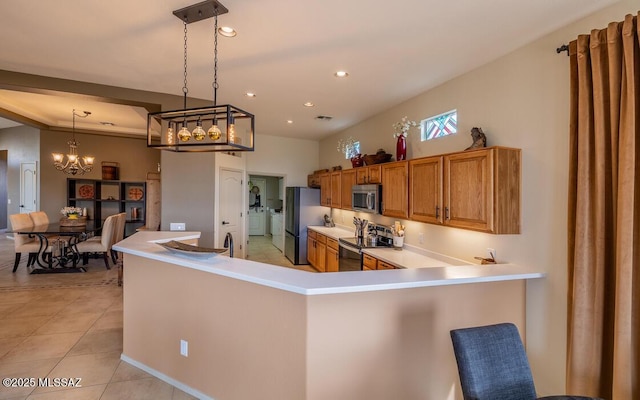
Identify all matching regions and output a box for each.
[339,242,362,272]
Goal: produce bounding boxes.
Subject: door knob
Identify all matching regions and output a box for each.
[222,221,230,225]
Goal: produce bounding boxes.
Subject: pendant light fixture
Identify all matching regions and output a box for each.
[147,0,255,152]
[52,109,95,175]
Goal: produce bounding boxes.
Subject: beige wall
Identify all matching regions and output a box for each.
[246,134,320,187]
[123,255,308,400]
[123,254,526,400]
[318,1,639,394]
[39,129,160,220]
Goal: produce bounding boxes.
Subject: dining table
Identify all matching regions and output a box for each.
[9,221,101,273]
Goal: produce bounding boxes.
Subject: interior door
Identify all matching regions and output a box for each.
[248,177,266,235]
[219,168,243,258]
[20,162,37,214]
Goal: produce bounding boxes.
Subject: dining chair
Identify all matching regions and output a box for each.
[76,214,116,269]
[110,212,126,263]
[28,211,69,242]
[450,323,603,400]
[9,213,48,272]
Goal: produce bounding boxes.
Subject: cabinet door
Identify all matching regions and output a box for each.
[409,156,443,224]
[377,260,396,270]
[330,172,342,209]
[341,170,356,210]
[444,149,493,232]
[367,165,382,183]
[381,161,409,218]
[326,245,339,272]
[316,240,326,272]
[307,231,316,266]
[362,253,377,270]
[319,173,331,207]
[355,167,368,185]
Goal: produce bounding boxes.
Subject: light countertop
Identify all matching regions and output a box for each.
[307,225,469,269]
[114,230,545,296]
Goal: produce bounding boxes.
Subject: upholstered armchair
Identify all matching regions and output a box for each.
[9,213,46,272]
[76,214,116,269]
[450,323,603,400]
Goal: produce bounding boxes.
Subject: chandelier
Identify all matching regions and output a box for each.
[147,0,255,152]
[52,109,95,175]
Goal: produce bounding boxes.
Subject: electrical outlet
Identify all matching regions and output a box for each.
[180,339,188,357]
[487,248,496,260]
[170,223,186,231]
[418,232,424,244]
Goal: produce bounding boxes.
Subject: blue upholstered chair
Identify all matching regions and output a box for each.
[450,323,603,400]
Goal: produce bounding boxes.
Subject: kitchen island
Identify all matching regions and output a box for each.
[114,230,544,400]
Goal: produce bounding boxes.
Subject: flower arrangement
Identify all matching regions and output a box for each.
[393,116,419,138]
[60,206,83,217]
[337,136,359,159]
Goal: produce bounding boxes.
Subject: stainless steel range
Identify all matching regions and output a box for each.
[338,223,393,271]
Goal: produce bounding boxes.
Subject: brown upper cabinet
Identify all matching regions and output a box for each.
[356,165,382,185]
[409,146,520,234]
[409,156,443,224]
[340,169,356,210]
[381,161,409,218]
[330,171,342,209]
[319,172,331,207]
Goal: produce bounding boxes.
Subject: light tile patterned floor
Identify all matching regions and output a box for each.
[0,233,197,400]
[247,235,317,273]
[0,232,315,399]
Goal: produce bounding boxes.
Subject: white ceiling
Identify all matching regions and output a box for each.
[0,0,619,140]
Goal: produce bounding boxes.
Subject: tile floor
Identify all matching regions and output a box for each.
[247,235,317,273]
[0,232,314,400]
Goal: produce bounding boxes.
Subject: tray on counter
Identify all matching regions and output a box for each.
[157,240,227,260]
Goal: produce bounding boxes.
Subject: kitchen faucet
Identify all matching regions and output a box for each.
[224,232,234,258]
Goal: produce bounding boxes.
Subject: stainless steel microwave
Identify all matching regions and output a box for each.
[352,184,381,214]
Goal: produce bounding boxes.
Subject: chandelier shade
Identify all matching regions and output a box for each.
[147,0,255,153]
[52,110,94,175]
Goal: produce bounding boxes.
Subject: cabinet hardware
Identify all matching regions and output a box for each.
[435,205,440,219]
[445,207,450,220]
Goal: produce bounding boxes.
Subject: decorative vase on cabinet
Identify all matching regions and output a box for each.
[396,135,407,161]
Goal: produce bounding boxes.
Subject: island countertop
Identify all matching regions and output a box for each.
[114,231,545,295]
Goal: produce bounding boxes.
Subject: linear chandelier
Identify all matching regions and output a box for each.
[147,0,255,152]
[52,109,95,175]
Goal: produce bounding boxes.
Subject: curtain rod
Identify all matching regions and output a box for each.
[557,44,569,56]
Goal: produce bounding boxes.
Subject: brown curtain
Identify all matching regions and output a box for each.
[567,13,640,400]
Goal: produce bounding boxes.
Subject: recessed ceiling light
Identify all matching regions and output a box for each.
[315,115,333,121]
[303,102,314,107]
[287,120,293,124]
[100,121,115,126]
[334,71,349,78]
[245,92,256,98]
[218,26,237,37]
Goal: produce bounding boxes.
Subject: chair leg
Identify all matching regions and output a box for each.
[12,253,21,272]
[103,252,111,270]
[82,253,89,265]
[111,249,118,264]
[27,253,36,267]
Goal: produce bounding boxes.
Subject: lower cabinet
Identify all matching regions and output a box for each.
[326,237,339,272]
[307,229,326,272]
[307,230,339,272]
[363,253,399,270]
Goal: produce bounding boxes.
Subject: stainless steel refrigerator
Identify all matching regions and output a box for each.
[284,187,326,265]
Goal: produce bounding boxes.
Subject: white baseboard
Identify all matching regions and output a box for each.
[120,354,214,400]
